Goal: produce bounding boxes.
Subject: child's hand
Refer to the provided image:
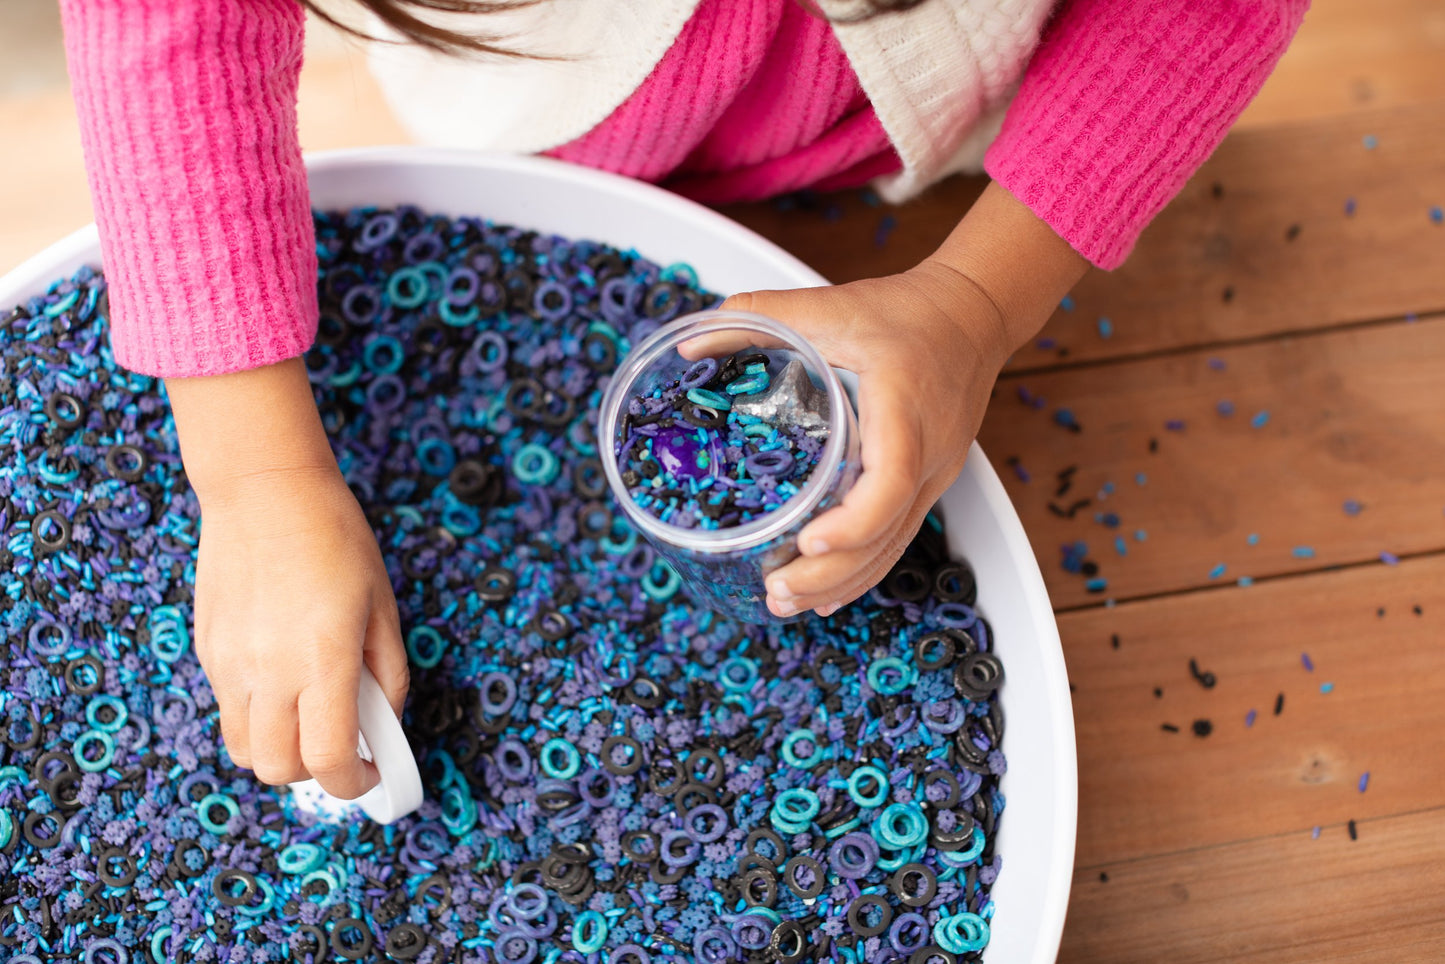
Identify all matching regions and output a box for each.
[712,261,1010,618]
[701,181,1090,617]
[164,358,408,799]
[193,468,408,797]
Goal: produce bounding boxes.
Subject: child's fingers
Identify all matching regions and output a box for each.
[214,689,252,770]
[767,509,918,615]
[248,696,306,786]
[679,289,860,368]
[677,324,786,362]
[765,541,878,617]
[364,585,409,719]
[796,378,921,556]
[299,671,377,801]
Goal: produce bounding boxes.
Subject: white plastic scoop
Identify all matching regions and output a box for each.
[288,666,423,824]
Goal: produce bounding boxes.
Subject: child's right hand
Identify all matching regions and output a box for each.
[193,468,408,798]
[164,358,409,800]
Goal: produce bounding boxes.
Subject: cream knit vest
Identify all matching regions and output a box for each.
[362,0,1056,202]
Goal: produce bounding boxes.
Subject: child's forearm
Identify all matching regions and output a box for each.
[165,358,339,507]
[924,180,1090,359]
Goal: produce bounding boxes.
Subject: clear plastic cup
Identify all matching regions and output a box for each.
[598,310,861,622]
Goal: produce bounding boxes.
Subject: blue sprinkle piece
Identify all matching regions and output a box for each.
[1061,541,1090,573]
[1292,546,1317,559]
[1216,400,1235,417]
[1135,473,1147,486]
[1343,499,1363,516]
[874,214,898,248]
[1208,563,1226,580]
[1237,576,1254,587]
[1301,652,1314,672]
[1431,206,1444,225]
[1085,577,1108,593]
[1247,533,1260,546]
[1245,709,1257,728]
[1380,551,1400,566]
[1134,529,1147,542]
[1321,682,1335,694]
[1053,408,1078,429]
[1363,134,1378,149]
[1165,419,1186,432]
[1358,772,1370,793]
[1114,536,1127,557]
[1097,317,1113,339]
[1207,357,1227,371]
[1059,295,1075,311]
[1251,410,1270,429]
[1312,826,1321,840]
[1344,197,1357,217]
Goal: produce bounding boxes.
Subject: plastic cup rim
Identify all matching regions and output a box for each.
[598,309,851,553]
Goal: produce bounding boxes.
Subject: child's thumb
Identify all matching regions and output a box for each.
[680,287,860,370]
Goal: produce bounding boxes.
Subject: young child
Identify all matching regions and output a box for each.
[58,0,1308,802]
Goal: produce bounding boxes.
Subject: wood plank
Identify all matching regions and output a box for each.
[1059,807,1445,964]
[0,87,94,276]
[720,100,1445,368]
[1234,0,1445,131]
[1057,553,1445,869]
[975,314,1445,608]
[1015,100,1445,369]
[716,175,982,292]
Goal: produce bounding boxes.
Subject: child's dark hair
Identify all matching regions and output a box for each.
[303,0,929,56]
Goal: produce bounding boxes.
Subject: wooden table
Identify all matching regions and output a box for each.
[3,0,1443,959]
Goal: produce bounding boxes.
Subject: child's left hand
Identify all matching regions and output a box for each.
[706,181,1091,618]
[716,261,1009,618]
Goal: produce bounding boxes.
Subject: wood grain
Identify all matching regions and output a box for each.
[1016,100,1445,369]
[974,313,1445,608]
[1059,807,1445,964]
[1233,0,1445,132]
[1058,553,1445,868]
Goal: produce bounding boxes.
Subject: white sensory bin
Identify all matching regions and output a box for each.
[0,147,1077,963]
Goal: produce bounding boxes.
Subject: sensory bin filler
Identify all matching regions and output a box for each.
[0,203,1008,964]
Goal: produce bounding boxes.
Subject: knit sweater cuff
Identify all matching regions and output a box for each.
[60,0,317,378]
[984,0,1309,271]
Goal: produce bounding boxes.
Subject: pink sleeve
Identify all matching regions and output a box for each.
[984,0,1309,270]
[59,0,317,377]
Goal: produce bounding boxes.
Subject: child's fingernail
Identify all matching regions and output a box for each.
[766,576,791,598]
[771,596,798,617]
[807,537,830,554]
[817,601,843,617]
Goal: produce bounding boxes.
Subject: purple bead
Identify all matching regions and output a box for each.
[743,449,793,479]
[679,358,718,390]
[651,427,718,482]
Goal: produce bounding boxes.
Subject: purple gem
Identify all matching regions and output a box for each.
[653,427,718,482]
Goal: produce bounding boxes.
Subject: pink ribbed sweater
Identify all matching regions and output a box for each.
[58,0,1307,378]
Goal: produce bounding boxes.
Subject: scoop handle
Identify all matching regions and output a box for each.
[351,665,424,824]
